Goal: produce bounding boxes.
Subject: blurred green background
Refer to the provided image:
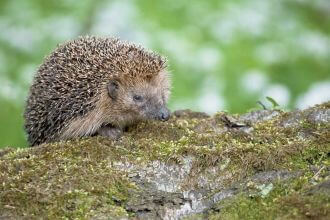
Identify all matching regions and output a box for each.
[0,0,329,148]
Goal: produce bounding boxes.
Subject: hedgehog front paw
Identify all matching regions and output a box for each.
[97,126,123,140]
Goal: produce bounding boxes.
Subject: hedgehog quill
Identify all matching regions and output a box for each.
[24,36,171,146]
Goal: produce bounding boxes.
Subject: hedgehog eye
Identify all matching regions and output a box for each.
[133,95,143,102]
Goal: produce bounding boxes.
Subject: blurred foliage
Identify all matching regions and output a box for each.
[0,0,329,147]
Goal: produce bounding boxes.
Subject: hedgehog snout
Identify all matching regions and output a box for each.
[158,107,170,121]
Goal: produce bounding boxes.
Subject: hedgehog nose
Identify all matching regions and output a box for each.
[159,107,170,121]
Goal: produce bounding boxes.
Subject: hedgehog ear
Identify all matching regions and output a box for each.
[107,79,120,100]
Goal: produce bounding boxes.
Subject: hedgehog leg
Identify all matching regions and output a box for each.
[97,125,123,140]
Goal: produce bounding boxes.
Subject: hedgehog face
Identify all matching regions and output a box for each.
[107,71,171,125]
[128,85,170,121]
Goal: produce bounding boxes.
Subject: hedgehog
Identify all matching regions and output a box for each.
[24,36,171,146]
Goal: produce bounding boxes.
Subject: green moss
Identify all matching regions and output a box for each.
[0,139,134,218]
[289,146,329,170]
[105,105,328,186]
[208,137,330,220]
[0,105,329,218]
[209,180,330,220]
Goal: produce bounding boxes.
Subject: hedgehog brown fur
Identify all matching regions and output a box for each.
[24,36,171,146]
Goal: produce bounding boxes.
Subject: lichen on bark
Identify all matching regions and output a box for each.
[0,102,329,219]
